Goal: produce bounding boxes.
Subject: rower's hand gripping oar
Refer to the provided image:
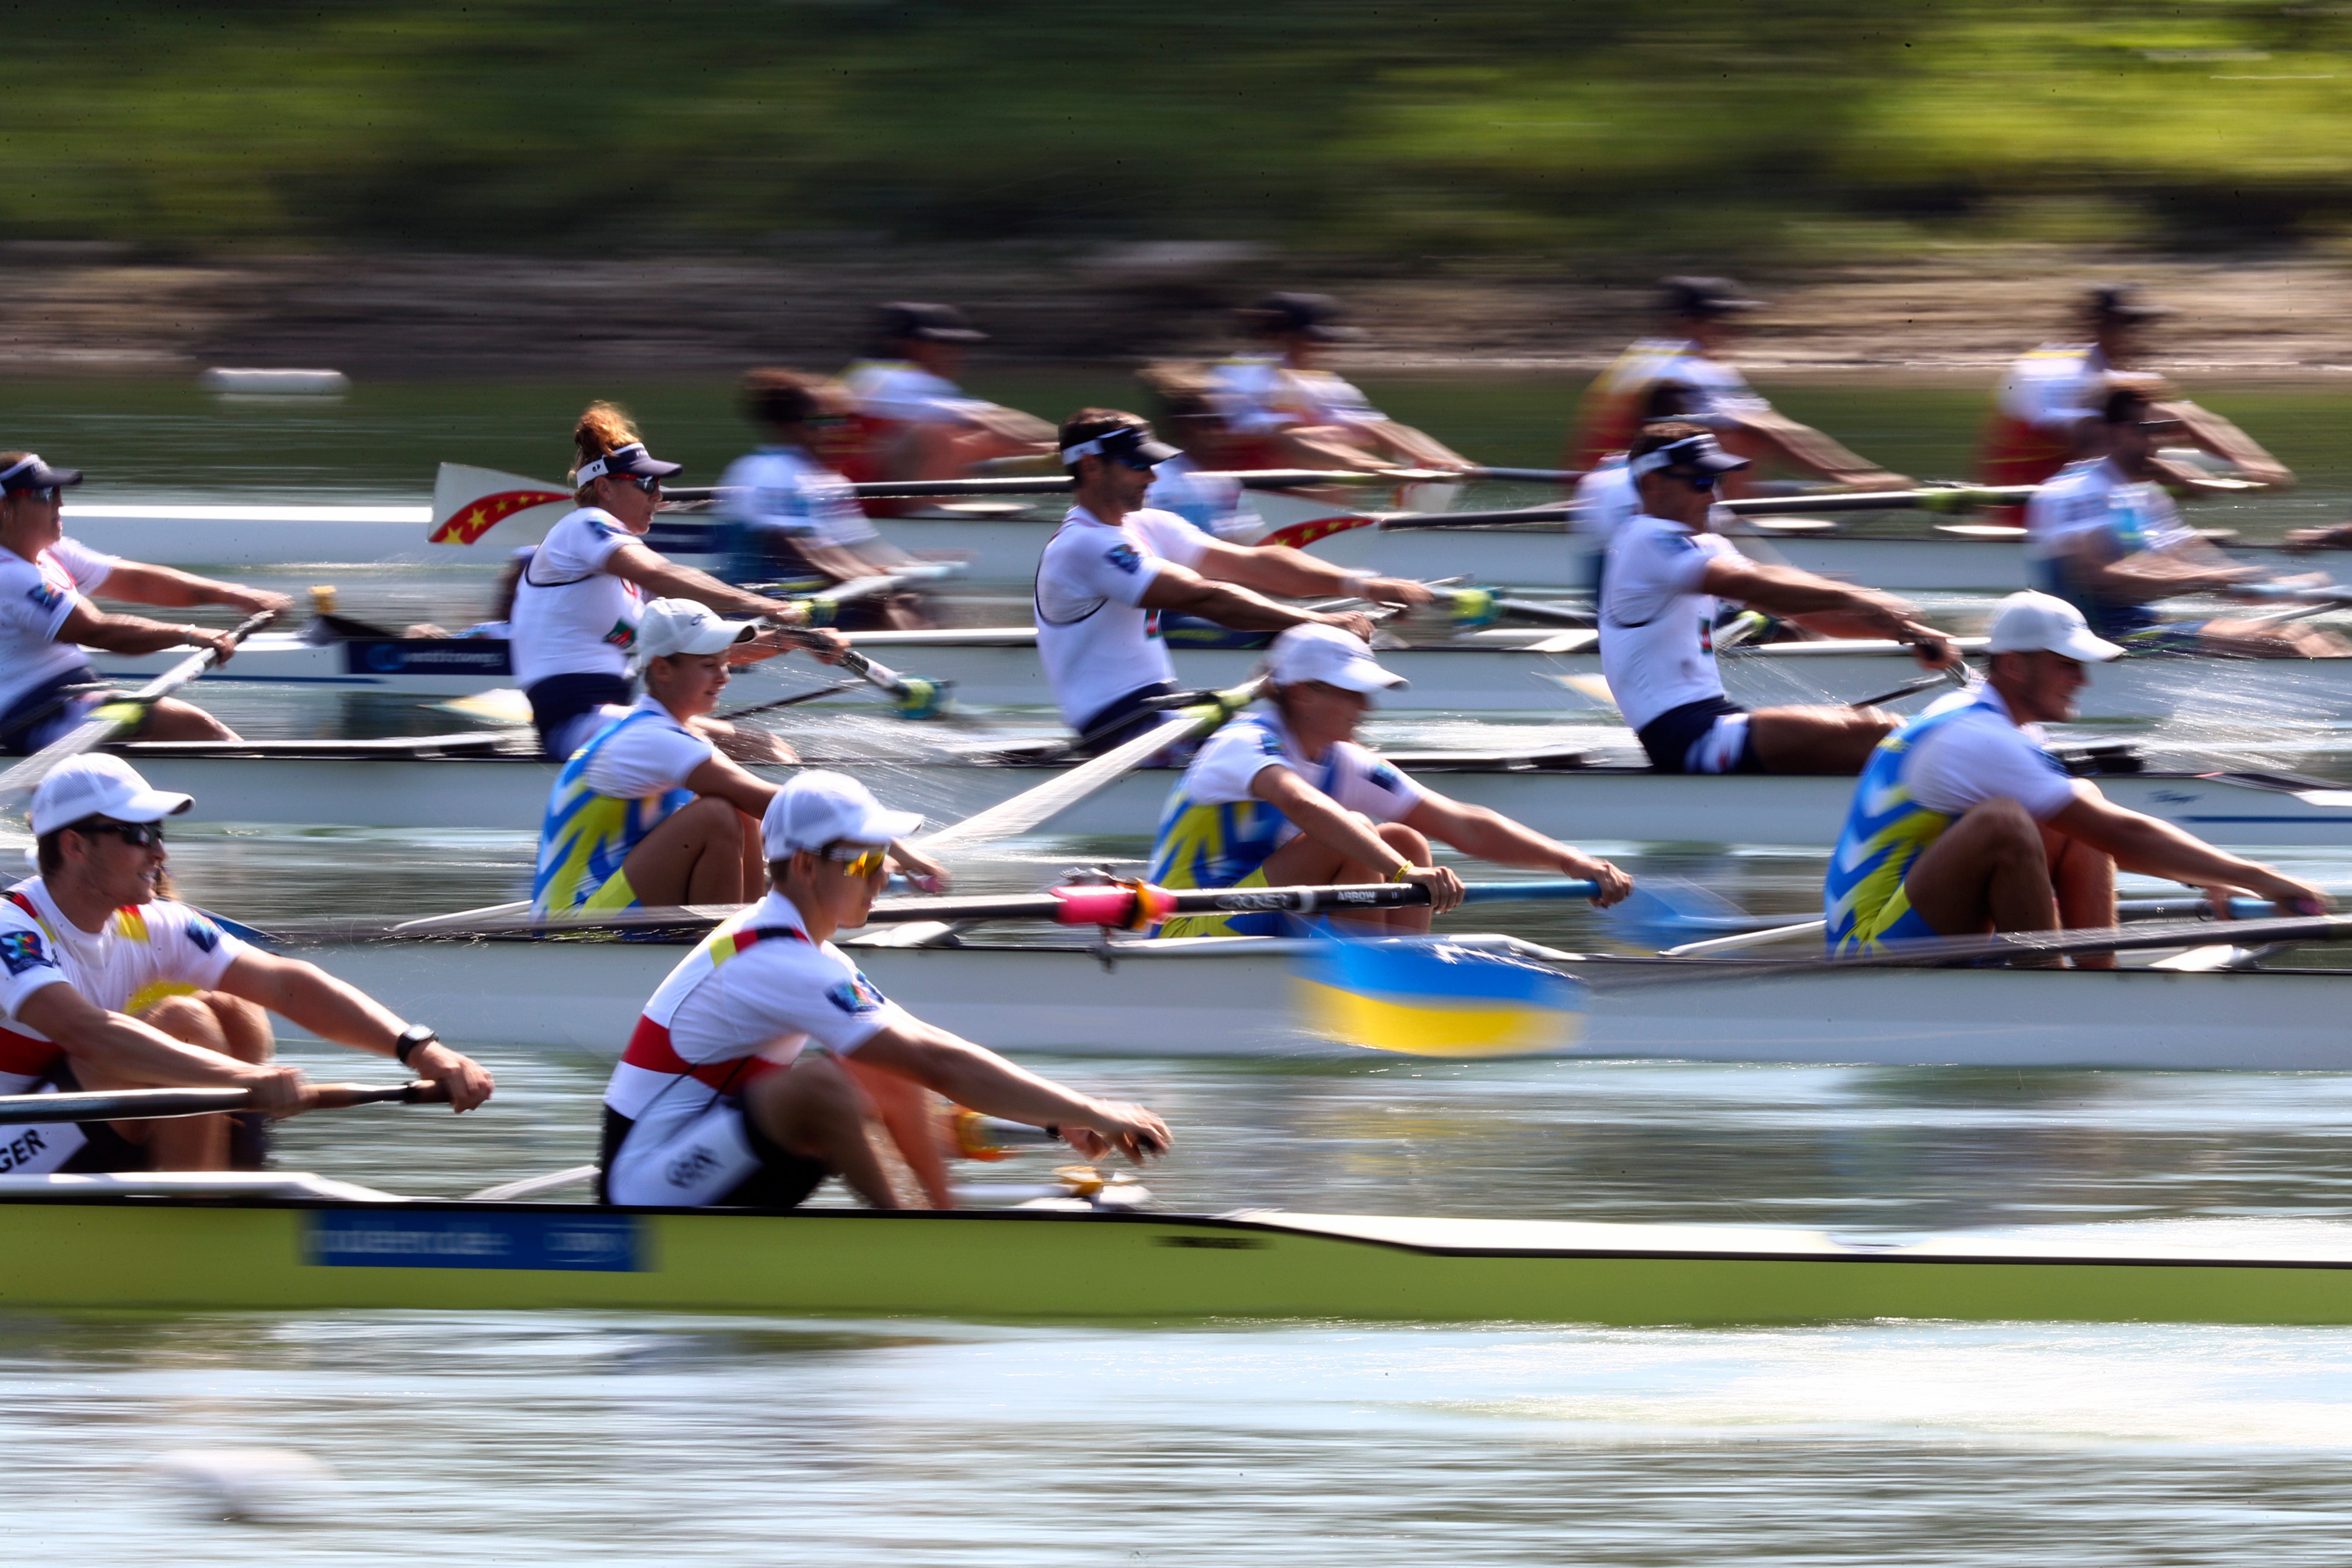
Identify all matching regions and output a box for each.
[0,1078,450,1125]
[764,619,951,720]
[0,608,274,804]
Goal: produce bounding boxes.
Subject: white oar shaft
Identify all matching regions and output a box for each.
[1663,919,1826,958]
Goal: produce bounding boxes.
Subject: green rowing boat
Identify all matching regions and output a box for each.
[7,1181,2352,1325]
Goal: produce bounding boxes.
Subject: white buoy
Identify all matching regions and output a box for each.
[196,368,351,396]
[155,1447,344,1522]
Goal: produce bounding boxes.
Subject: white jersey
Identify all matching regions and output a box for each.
[2024,456,2192,564]
[1142,454,1261,543]
[0,880,245,1175]
[1033,504,1211,728]
[1570,459,1640,548]
[1898,684,2081,820]
[1599,513,1741,733]
[841,359,993,426]
[603,891,905,1206]
[1995,343,2109,434]
[0,536,115,714]
[1207,355,1386,434]
[717,444,879,548]
[509,508,645,689]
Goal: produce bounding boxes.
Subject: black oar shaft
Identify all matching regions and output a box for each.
[0,1080,441,1125]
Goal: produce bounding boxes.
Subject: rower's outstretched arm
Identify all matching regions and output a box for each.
[2049,792,2329,911]
[98,562,291,618]
[1720,409,1908,489]
[1137,562,1374,638]
[849,1023,1169,1164]
[1700,556,1955,661]
[214,952,495,1111]
[603,540,845,650]
[1192,538,1430,608]
[1401,794,1632,906]
[54,599,242,662]
[681,755,781,819]
[14,983,298,1108]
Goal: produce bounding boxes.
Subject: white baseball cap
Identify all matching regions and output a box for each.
[30,754,193,837]
[1268,623,1408,693]
[1984,591,2125,664]
[635,598,757,661]
[762,771,924,859]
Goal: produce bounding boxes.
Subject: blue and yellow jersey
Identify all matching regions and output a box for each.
[1822,698,1988,954]
[531,709,695,916]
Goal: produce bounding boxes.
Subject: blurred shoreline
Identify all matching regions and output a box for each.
[3,244,2352,382]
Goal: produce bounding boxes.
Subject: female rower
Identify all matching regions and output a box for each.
[1145,624,1633,938]
[509,402,843,761]
[533,597,947,918]
[716,368,929,629]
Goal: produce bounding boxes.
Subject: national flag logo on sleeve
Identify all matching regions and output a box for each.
[1292,937,1585,1058]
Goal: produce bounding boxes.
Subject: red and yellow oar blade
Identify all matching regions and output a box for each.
[1291,937,1586,1058]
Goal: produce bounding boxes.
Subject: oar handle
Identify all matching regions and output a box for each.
[819,643,949,719]
[0,1078,444,1125]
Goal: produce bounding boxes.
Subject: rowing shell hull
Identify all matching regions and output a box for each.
[62,497,2320,595]
[9,1193,2352,1325]
[127,749,2352,847]
[295,933,2352,1070]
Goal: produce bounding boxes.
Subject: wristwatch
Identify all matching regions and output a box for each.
[394,1023,440,1066]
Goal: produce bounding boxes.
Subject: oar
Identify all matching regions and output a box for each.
[910,677,1268,856]
[1372,484,2046,534]
[780,564,966,628]
[1655,894,2295,959]
[0,609,274,803]
[714,680,864,723]
[1648,910,2352,979]
[0,1079,448,1124]
[807,642,950,720]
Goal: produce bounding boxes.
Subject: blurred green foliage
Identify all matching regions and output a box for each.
[9,0,2352,254]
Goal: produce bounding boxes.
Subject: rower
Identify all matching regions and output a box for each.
[1825,591,2326,962]
[532,598,946,918]
[0,755,494,1175]
[2028,384,2346,658]
[715,368,930,629]
[1205,293,1472,473]
[836,303,1056,511]
[1981,284,2291,524]
[1147,624,1629,937]
[510,403,845,762]
[1136,362,1265,544]
[1602,423,1957,775]
[1568,277,1908,493]
[1568,378,1698,594]
[0,453,290,754]
[597,772,1169,1210]
[1036,409,1429,755]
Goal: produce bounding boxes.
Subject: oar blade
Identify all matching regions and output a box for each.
[1292,936,1586,1058]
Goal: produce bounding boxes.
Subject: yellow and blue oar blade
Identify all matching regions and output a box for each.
[1292,936,1586,1058]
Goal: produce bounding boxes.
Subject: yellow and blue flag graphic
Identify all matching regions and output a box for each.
[1292,938,1585,1058]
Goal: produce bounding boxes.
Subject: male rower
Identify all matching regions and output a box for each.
[0,453,292,753]
[1603,423,1957,775]
[1825,591,2326,962]
[1148,624,1632,938]
[1981,285,2290,524]
[598,772,1169,1210]
[533,598,944,917]
[0,754,494,1174]
[1206,293,1472,474]
[2028,384,2346,658]
[837,303,1056,509]
[1036,408,1432,753]
[716,368,931,628]
[1568,278,1908,492]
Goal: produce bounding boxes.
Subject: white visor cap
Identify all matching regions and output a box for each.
[1984,590,2125,664]
[30,753,194,837]
[762,770,924,860]
[636,598,758,661]
[1268,622,1408,693]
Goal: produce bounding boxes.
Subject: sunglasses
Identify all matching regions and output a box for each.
[9,486,59,505]
[626,474,662,495]
[1674,470,1721,492]
[821,844,889,877]
[73,818,164,849]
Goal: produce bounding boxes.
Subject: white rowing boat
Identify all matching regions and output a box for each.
[283,921,2352,1069]
[107,736,2352,845]
[61,493,2330,595]
[86,626,2352,726]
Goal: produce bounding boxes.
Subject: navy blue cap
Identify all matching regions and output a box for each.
[576,442,683,483]
[0,453,83,492]
[1250,293,1365,343]
[876,302,986,344]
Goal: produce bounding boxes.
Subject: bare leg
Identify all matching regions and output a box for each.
[83,992,255,1169]
[1746,705,1898,775]
[2043,823,2118,970]
[133,697,239,744]
[744,1052,899,1208]
[688,714,796,765]
[1254,818,1436,934]
[1898,797,2060,964]
[842,1056,955,1208]
[614,796,756,908]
